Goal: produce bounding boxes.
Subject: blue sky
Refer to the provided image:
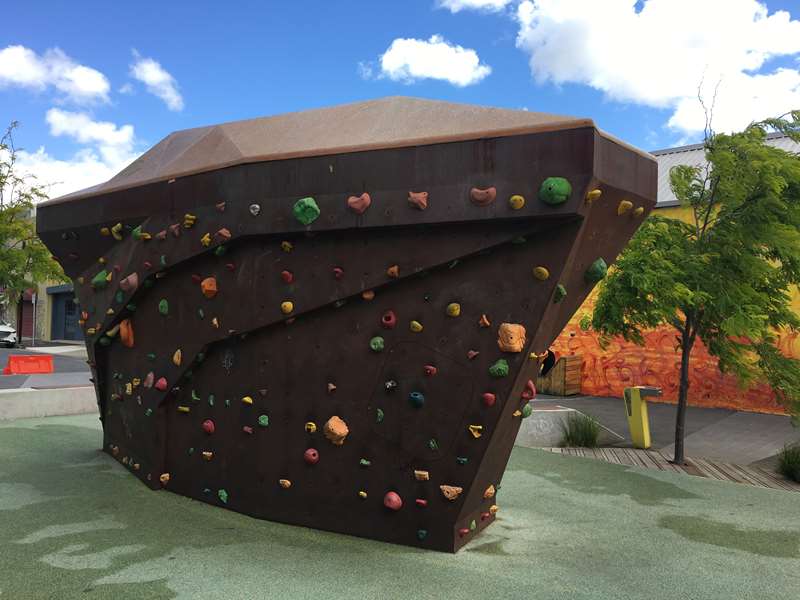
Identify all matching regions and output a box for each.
[2,0,799,198]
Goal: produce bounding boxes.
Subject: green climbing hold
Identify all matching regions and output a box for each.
[91,269,109,289]
[521,403,533,418]
[143,279,154,289]
[146,352,156,361]
[584,257,608,283]
[417,529,428,541]
[554,284,567,304]
[208,394,215,407]
[456,457,469,465]
[144,408,153,417]
[196,352,205,363]
[188,447,194,454]
[98,336,111,346]
[214,245,227,256]
[538,177,572,206]
[198,308,205,319]
[225,398,231,407]
[159,255,167,267]
[470,519,477,531]
[428,438,439,451]
[489,359,509,378]
[218,489,228,504]
[293,196,320,226]
[158,299,169,316]
[359,458,371,467]
[191,389,200,402]
[126,303,136,312]
[132,225,143,240]
[115,290,124,303]
[511,236,527,245]
[369,336,385,352]
[376,408,384,423]
[258,414,269,427]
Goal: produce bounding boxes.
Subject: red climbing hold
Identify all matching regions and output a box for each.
[280,270,294,283]
[482,392,496,407]
[415,498,428,507]
[304,448,320,465]
[154,377,168,391]
[521,379,537,400]
[424,365,437,376]
[202,419,215,434]
[480,511,492,521]
[383,491,403,511]
[381,310,397,329]
[458,527,471,537]
[332,266,344,280]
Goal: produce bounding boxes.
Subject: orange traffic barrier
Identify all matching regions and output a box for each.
[2,354,54,375]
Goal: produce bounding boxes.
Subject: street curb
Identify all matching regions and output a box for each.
[0,386,97,420]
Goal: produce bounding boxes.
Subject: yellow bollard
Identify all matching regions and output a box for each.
[623,386,661,449]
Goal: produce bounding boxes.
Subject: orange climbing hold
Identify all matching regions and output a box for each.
[497,323,527,353]
[119,319,134,348]
[201,277,218,299]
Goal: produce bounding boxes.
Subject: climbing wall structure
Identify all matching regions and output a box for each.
[36,97,657,552]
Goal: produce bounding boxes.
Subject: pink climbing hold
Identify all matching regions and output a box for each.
[202,419,215,434]
[225,262,236,271]
[243,426,254,434]
[408,191,428,210]
[383,491,403,511]
[467,350,480,360]
[304,448,320,465]
[143,371,154,389]
[381,310,397,329]
[333,266,344,280]
[119,272,139,293]
[480,511,492,521]
[154,377,168,391]
[470,186,497,207]
[191,274,202,283]
[521,379,537,400]
[347,192,371,215]
[155,230,167,241]
[482,392,496,407]
[415,498,428,507]
[143,261,153,270]
[280,270,294,284]
[424,365,437,376]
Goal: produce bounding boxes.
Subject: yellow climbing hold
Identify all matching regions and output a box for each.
[106,308,114,315]
[279,479,292,489]
[242,396,254,405]
[183,213,197,228]
[111,223,123,240]
[468,424,483,439]
[585,189,602,204]
[489,504,499,515]
[512,409,522,417]
[305,421,317,433]
[533,266,550,281]
[200,232,212,247]
[98,257,106,264]
[409,320,423,333]
[281,240,293,252]
[100,227,110,236]
[633,206,644,216]
[508,194,526,210]
[281,301,294,314]
[172,349,182,366]
[446,303,461,317]
[358,490,368,499]
[414,470,430,481]
[177,406,190,413]
[617,199,633,215]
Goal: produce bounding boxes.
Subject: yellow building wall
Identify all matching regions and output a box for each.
[550,205,792,414]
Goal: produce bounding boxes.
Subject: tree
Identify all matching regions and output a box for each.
[590,111,800,464]
[0,122,66,337]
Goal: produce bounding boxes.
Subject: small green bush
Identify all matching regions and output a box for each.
[560,412,601,448]
[777,445,800,482]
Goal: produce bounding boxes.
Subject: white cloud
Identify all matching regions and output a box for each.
[378,35,492,86]
[437,0,513,13]
[514,0,800,136]
[0,45,110,104]
[11,109,140,200]
[129,50,183,111]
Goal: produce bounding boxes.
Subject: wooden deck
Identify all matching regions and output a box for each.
[541,447,800,492]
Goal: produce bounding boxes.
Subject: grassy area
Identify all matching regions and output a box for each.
[778,444,800,482]
[560,412,601,447]
[0,414,798,599]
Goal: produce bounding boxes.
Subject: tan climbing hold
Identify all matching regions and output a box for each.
[440,485,463,501]
[585,189,602,204]
[202,451,213,461]
[100,227,110,236]
[484,484,496,499]
[279,479,292,489]
[159,473,170,485]
[479,314,491,328]
[468,424,483,439]
[408,191,429,210]
[470,186,497,206]
[633,206,644,216]
[489,504,499,515]
[497,323,527,353]
[172,349,182,366]
[305,421,317,433]
[362,290,375,301]
[211,317,220,328]
[533,266,550,281]
[414,470,430,481]
[201,277,218,299]
[324,416,349,445]
[386,265,399,278]
[512,410,522,417]
[617,199,633,215]
[120,319,134,348]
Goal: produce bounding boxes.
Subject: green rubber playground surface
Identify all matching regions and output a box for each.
[1,413,798,599]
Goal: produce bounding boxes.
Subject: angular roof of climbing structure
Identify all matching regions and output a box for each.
[46,96,606,205]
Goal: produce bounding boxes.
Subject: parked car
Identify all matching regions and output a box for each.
[0,322,17,347]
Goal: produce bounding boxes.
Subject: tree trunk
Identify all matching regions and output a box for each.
[15,290,23,347]
[672,323,695,465]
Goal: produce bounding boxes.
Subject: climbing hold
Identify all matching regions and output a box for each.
[154,377,168,391]
[408,391,425,408]
[119,319,134,348]
[177,405,190,413]
[482,392,496,407]
[332,266,344,279]
[384,380,398,392]
[414,470,430,481]
[216,202,226,212]
[467,350,480,360]
[440,485,463,501]
[155,229,167,240]
[158,299,169,316]
[456,457,469,465]
[293,197,320,225]
[111,222,123,240]
[417,529,428,540]
[416,499,428,508]
[470,186,497,206]
[280,270,294,283]
[106,324,120,338]
[183,213,197,229]
[258,414,269,427]
[554,284,567,303]
[242,395,253,405]
[428,438,439,451]
[481,511,492,521]
[484,484,496,499]
[213,246,226,257]
[584,258,608,283]
[305,421,317,433]
[409,320,423,333]
[423,365,437,376]
[446,303,461,317]
[304,448,319,465]
[386,265,399,278]
[533,266,550,281]
[347,192,371,214]
[470,519,477,531]
[200,232,212,247]
[172,349,182,366]
[383,491,403,511]
[281,240,293,252]
[211,317,220,328]
[362,290,375,301]
[380,310,397,329]
[508,194,526,210]
[242,425,254,434]
[376,408,384,423]
[215,228,232,242]
[281,301,294,314]
[358,491,368,499]
[489,504,499,515]
[585,188,602,204]
[249,203,261,216]
[522,379,537,400]
[143,372,154,388]
[159,473,170,485]
[202,451,213,461]
[408,191,428,210]
[617,199,634,215]
[468,424,483,438]
[168,223,181,238]
[218,489,228,504]
[478,314,491,328]
[359,458,371,467]
[539,177,572,205]
[279,479,292,489]
[327,382,337,394]
[323,416,349,445]
[100,227,110,236]
[489,359,509,378]
[119,272,139,293]
[201,277,218,299]
[91,269,109,289]
[202,419,215,434]
[369,336,385,352]
[634,206,644,216]
[498,323,527,353]
[458,528,470,537]
[521,403,533,418]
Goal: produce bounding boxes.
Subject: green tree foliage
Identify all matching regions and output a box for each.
[0,122,65,321]
[591,112,800,463]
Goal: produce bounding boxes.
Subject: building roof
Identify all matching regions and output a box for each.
[652,132,800,207]
[45,96,608,206]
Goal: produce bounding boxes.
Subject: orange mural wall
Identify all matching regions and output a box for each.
[553,205,794,415]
